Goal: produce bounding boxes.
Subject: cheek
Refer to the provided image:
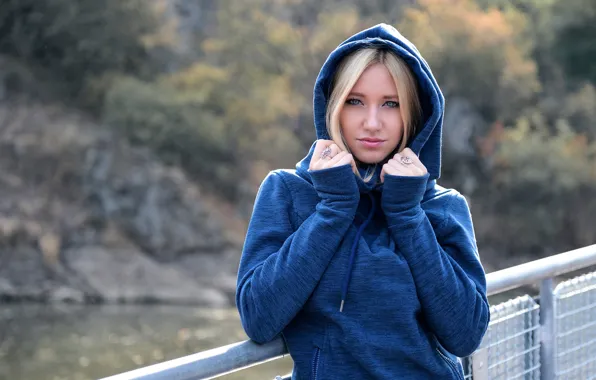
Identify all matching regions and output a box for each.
[388,113,404,139]
[339,109,358,137]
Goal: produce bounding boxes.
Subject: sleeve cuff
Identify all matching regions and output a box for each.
[381,173,430,213]
[309,164,359,199]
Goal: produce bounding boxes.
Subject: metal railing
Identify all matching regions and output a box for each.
[101,244,596,380]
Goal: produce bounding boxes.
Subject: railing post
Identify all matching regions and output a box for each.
[471,346,489,380]
[540,278,557,380]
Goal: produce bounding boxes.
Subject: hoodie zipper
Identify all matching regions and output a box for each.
[311,347,321,380]
[436,346,464,380]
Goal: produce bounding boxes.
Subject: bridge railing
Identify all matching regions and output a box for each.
[101,244,596,380]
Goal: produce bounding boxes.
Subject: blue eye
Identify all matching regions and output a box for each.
[346,98,363,106]
[384,101,399,108]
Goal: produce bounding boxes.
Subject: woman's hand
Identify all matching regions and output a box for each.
[380,148,427,182]
[309,140,357,173]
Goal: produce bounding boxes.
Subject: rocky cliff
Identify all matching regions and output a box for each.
[0,99,244,307]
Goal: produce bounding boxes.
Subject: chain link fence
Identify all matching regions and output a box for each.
[464,271,596,379]
[554,271,596,379]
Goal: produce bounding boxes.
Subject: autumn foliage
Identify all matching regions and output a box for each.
[2,0,595,261]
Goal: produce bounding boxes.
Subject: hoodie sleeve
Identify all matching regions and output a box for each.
[236,166,359,344]
[381,174,490,357]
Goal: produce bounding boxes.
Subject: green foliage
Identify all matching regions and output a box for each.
[550,0,596,84]
[536,84,596,140]
[561,84,596,139]
[103,77,237,196]
[165,2,368,186]
[399,0,540,122]
[477,0,596,86]
[488,114,596,254]
[0,0,162,106]
[496,117,595,193]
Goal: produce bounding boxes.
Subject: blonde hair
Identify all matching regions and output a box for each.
[326,47,422,181]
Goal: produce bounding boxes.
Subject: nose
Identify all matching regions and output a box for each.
[364,107,381,131]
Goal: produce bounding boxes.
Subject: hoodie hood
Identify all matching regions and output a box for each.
[298,23,445,184]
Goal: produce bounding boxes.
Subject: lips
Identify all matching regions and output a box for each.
[360,138,384,143]
[358,138,385,148]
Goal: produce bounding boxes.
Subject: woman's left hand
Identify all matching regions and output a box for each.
[380,148,428,183]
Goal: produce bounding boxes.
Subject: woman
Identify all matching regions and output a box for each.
[236,23,490,379]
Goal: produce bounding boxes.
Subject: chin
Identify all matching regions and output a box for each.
[355,152,387,165]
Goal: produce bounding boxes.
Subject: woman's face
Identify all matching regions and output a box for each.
[339,63,404,164]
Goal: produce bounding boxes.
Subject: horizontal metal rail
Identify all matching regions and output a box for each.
[101,244,596,380]
[486,244,596,296]
[101,338,287,380]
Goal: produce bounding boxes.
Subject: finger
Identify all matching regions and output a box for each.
[318,142,340,163]
[400,149,426,171]
[350,156,358,173]
[326,143,340,160]
[313,139,334,160]
[310,140,334,170]
[381,161,403,181]
[401,147,415,156]
[387,158,404,170]
[327,152,353,170]
[390,158,420,176]
[324,151,348,168]
[393,152,414,167]
[333,153,355,169]
[400,157,426,175]
[390,158,424,177]
[381,161,397,181]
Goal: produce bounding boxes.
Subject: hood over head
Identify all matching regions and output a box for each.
[297,23,445,189]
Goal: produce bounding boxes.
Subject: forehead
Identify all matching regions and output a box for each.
[351,63,397,94]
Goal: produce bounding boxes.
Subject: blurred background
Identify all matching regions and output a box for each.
[0,0,594,379]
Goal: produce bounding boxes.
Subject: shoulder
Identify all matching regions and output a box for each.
[264,168,318,198]
[250,171,295,223]
[256,169,292,199]
[255,169,318,227]
[259,169,303,195]
[424,183,468,206]
[257,168,316,205]
[422,184,472,227]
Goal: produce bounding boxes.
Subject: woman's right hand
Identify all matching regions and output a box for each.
[309,140,357,173]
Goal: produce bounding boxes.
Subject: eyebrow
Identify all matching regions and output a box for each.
[349,92,398,99]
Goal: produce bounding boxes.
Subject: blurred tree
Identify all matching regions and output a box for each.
[196,1,307,172]
[103,75,237,197]
[1,0,594,259]
[476,0,595,88]
[399,0,540,123]
[163,1,374,189]
[535,83,596,141]
[0,0,167,108]
[485,114,596,255]
[550,0,596,85]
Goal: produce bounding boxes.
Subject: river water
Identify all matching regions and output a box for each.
[0,291,528,380]
[0,303,292,380]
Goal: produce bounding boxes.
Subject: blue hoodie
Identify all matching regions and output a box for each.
[236,24,489,379]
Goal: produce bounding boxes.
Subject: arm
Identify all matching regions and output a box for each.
[236,166,359,344]
[381,174,490,357]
